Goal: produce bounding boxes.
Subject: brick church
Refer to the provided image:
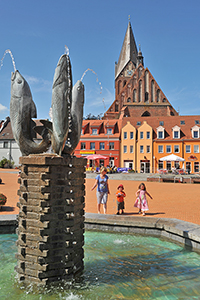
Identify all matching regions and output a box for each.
[75,21,200,174]
[104,21,178,120]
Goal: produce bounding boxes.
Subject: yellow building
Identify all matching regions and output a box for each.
[120,121,136,169]
[137,121,153,173]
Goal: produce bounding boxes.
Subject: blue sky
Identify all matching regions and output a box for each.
[0,0,200,120]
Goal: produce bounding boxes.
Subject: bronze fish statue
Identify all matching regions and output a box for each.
[63,80,84,155]
[10,70,50,156]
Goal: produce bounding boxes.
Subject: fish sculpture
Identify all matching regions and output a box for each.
[10,53,85,157]
[63,80,84,155]
[10,70,50,156]
[51,54,72,155]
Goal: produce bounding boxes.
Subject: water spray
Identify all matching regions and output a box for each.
[0,49,16,72]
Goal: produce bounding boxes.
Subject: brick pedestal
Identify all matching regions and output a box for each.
[16,154,86,285]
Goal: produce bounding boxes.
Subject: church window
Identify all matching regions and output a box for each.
[115,104,119,112]
[145,70,149,93]
[180,120,185,125]
[137,121,141,126]
[162,98,166,102]
[127,97,131,103]
[141,111,150,117]
[159,121,164,126]
[133,89,136,102]
[139,80,142,102]
[156,89,160,102]
[195,120,200,124]
[127,84,131,96]
[123,80,126,87]
[145,92,149,102]
[151,80,155,102]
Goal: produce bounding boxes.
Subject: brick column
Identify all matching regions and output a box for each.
[16,154,86,285]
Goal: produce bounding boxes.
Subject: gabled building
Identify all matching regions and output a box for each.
[74,119,122,167]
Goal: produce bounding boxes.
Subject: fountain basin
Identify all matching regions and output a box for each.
[1,230,200,299]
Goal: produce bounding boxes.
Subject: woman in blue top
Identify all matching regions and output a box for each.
[91,166,110,214]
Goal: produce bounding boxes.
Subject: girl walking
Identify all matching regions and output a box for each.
[134,183,153,216]
[91,166,110,214]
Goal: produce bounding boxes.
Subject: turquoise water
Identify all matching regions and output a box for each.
[0,232,200,299]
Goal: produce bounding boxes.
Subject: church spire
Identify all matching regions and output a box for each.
[115,21,138,79]
[137,44,144,67]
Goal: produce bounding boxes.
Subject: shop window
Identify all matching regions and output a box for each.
[158,160,163,170]
[194,162,199,172]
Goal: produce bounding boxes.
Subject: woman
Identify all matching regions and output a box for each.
[91,166,110,214]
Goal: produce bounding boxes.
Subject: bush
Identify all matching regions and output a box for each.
[0,157,14,168]
[0,194,7,205]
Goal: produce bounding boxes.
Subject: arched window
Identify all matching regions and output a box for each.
[157,89,160,102]
[123,80,127,87]
[142,111,151,117]
[138,80,142,102]
[151,80,155,102]
[127,97,131,103]
[145,70,149,93]
[133,89,136,102]
[145,92,149,102]
[127,84,131,96]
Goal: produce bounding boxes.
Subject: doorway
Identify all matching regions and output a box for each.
[140,161,150,173]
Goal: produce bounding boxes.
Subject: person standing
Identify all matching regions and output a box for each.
[116,184,126,215]
[91,166,110,214]
[134,183,153,216]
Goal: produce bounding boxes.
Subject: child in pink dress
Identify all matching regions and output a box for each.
[134,183,153,216]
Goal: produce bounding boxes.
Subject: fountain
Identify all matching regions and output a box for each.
[1,232,200,299]
[7,50,86,285]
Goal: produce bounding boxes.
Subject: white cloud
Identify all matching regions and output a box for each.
[0,104,8,112]
[25,75,52,93]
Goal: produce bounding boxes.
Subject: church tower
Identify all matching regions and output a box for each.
[104,21,178,119]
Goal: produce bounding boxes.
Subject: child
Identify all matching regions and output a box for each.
[134,183,153,216]
[116,184,126,215]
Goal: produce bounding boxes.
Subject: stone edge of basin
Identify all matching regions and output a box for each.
[1,213,200,253]
[85,213,200,253]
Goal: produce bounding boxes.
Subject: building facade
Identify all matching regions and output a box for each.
[0,21,199,173]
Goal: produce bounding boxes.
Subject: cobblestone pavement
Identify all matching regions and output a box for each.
[0,170,199,226]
